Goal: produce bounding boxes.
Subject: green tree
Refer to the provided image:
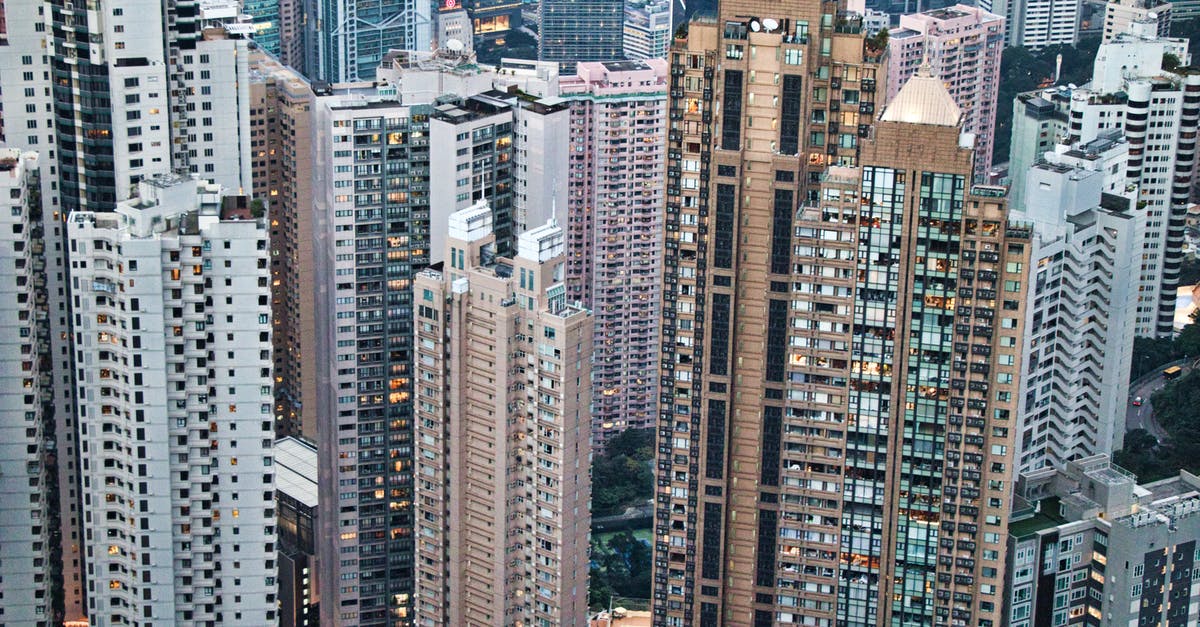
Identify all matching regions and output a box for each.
[591,428,655,517]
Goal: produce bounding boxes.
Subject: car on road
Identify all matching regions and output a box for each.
[1132,396,1144,406]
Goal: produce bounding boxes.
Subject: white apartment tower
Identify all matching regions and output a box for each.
[1065,21,1200,337]
[1014,140,1140,472]
[68,175,276,625]
[1004,0,1082,49]
[0,150,55,626]
[0,5,89,619]
[413,204,592,627]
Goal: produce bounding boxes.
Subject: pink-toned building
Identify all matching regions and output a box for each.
[887,5,1005,177]
[413,203,593,627]
[560,59,667,443]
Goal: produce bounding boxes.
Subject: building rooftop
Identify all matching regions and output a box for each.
[880,63,961,127]
[1010,496,1067,538]
[275,437,318,509]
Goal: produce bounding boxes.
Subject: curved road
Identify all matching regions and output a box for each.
[1125,359,1195,441]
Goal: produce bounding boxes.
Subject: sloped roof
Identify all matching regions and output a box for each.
[880,62,962,127]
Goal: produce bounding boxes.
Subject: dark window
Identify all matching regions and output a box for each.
[779,75,803,154]
[761,406,781,486]
[701,603,720,623]
[766,300,787,381]
[717,164,737,177]
[721,70,744,150]
[775,169,795,183]
[772,189,794,274]
[702,503,723,580]
[706,400,727,479]
[715,184,736,269]
[755,609,774,626]
[710,293,731,375]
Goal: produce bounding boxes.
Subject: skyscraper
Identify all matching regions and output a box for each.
[0,4,87,618]
[624,0,673,60]
[1013,136,1140,472]
[1063,22,1198,337]
[999,0,1081,49]
[1102,0,1171,42]
[309,51,564,625]
[539,0,625,71]
[248,51,319,439]
[0,149,56,626]
[412,204,593,626]
[560,59,667,441]
[308,0,432,82]
[654,14,1032,619]
[67,175,277,625]
[654,4,888,623]
[886,5,1005,178]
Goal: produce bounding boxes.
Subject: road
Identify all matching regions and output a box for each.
[1125,359,1194,441]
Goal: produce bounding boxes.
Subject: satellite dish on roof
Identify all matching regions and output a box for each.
[446,38,465,52]
[762,18,779,31]
[750,19,761,32]
[1068,83,1077,89]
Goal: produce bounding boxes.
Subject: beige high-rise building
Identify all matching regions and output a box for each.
[413,202,592,627]
[249,51,317,438]
[654,7,1033,620]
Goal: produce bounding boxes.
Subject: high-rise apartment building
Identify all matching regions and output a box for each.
[412,204,592,626]
[887,5,1004,177]
[1007,86,1072,211]
[655,24,1031,621]
[50,0,172,211]
[0,5,87,619]
[559,59,667,441]
[1103,0,1171,42]
[67,175,277,625]
[0,150,57,626]
[657,4,886,623]
[249,51,319,438]
[1000,0,1081,49]
[1013,138,1140,472]
[308,52,562,625]
[624,0,673,60]
[307,0,432,82]
[1064,22,1198,337]
[1005,455,1200,627]
[311,84,431,627]
[539,0,625,71]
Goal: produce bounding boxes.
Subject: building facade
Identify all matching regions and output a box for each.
[276,436,320,627]
[1006,456,1200,627]
[249,51,319,439]
[1007,87,1072,212]
[887,5,1005,177]
[0,4,88,619]
[1004,0,1081,49]
[655,2,1034,623]
[624,0,673,60]
[67,175,277,625]
[1064,24,1198,337]
[412,204,592,626]
[560,59,667,441]
[1013,140,1140,472]
[0,150,57,626]
[1103,0,1171,42]
[307,0,432,82]
[539,0,625,71]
